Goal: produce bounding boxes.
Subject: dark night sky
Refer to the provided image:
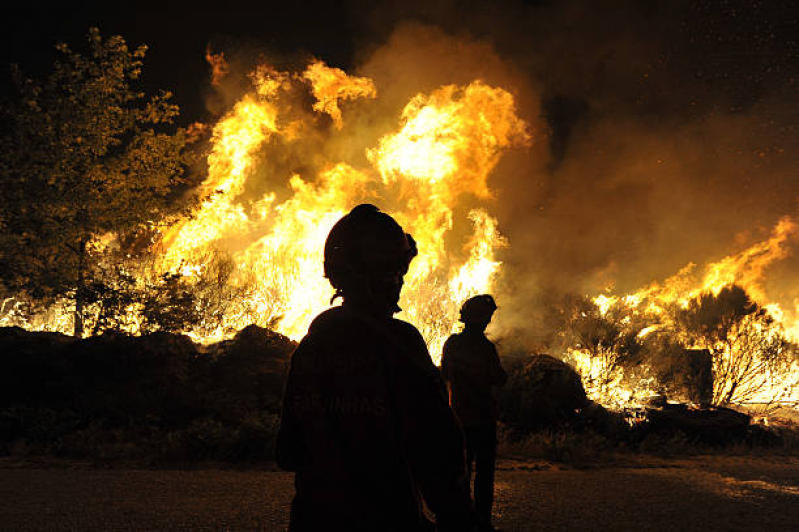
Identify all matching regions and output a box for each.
[1,1,367,123]
[3,0,799,328]
[4,1,797,123]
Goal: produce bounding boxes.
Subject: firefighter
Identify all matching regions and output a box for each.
[276,204,473,532]
[441,295,507,532]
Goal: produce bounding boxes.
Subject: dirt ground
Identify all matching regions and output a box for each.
[1,455,798,531]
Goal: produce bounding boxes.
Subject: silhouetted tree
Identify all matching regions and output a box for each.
[676,285,797,406]
[0,27,194,336]
[557,294,644,390]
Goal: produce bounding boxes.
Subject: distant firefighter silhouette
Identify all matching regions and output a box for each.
[277,204,473,531]
[441,295,507,532]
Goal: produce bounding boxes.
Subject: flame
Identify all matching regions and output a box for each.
[566,347,659,409]
[595,217,799,326]
[205,46,229,86]
[236,164,371,339]
[368,81,530,196]
[583,217,799,410]
[302,60,377,129]
[148,61,530,358]
[157,95,278,266]
[7,52,794,414]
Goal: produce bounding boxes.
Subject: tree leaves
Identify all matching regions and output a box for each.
[0,27,195,334]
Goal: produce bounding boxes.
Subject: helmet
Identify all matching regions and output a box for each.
[459,294,497,323]
[324,204,417,295]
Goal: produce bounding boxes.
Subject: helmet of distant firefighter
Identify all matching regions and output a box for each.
[324,204,417,312]
[459,294,497,324]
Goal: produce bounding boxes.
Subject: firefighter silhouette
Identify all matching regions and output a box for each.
[277,204,474,531]
[441,295,507,532]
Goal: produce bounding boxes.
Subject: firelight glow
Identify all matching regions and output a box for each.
[153,60,531,362]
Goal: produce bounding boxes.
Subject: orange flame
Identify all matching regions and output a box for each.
[587,217,799,409]
[153,61,530,358]
[205,46,229,86]
[302,60,377,129]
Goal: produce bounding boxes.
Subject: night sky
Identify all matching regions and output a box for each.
[2,1,364,123]
[4,1,797,123]
[3,0,799,335]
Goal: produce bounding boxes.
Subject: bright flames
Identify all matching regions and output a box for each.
[576,217,799,411]
[153,60,530,361]
[3,53,796,415]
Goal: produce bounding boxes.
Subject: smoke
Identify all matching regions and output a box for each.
[194,0,799,349]
[333,1,799,346]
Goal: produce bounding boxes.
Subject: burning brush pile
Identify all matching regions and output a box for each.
[1,29,798,438]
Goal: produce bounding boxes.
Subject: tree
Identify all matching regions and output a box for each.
[0,28,195,336]
[676,285,798,406]
[557,294,644,392]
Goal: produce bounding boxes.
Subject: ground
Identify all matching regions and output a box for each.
[1,456,797,531]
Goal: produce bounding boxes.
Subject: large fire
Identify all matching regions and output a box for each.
[2,54,796,414]
[569,217,799,411]
[155,60,530,360]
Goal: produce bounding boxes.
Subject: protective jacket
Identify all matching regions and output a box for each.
[441,330,508,428]
[277,305,472,531]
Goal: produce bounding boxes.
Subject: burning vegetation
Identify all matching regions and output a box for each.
[0,26,797,423]
[1,30,528,356]
[562,219,799,412]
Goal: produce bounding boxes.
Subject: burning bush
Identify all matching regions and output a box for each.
[1,27,534,362]
[543,283,799,413]
[551,294,646,405]
[676,285,799,406]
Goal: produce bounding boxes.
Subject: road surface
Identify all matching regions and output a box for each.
[1,456,797,531]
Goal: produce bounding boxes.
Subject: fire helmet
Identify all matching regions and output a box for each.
[324,204,417,295]
[459,294,497,323]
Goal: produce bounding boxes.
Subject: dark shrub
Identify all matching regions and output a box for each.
[0,325,295,463]
[500,354,591,434]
